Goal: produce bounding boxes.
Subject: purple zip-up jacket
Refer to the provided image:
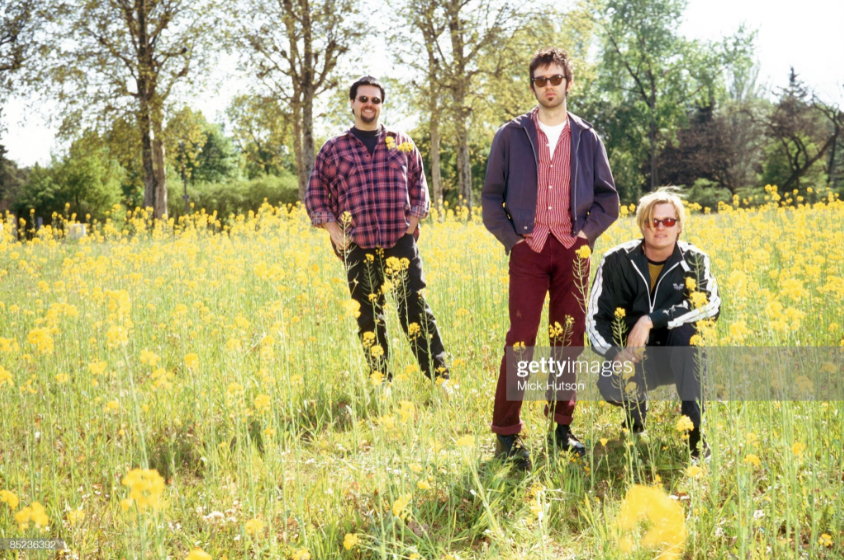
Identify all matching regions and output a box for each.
[482,110,619,253]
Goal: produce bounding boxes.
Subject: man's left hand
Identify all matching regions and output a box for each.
[407,216,420,235]
[625,315,653,354]
[577,231,588,240]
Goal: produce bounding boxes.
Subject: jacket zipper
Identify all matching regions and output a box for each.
[632,260,681,312]
[571,124,582,234]
[524,128,538,229]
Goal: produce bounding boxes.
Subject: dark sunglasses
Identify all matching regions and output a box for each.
[531,74,565,87]
[651,217,678,228]
[356,95,382,105]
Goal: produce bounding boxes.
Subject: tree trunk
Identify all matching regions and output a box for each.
[827,132,838,189]
[456,111,472,209]
[301,83,316,203]
[649,99,657,191]
[291,101,307,201]
[152,133,167,219]
[139,97,157,213]
[429,104,443,215]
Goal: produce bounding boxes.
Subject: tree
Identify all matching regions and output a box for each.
[0,142,26,210]
[236,0,366,200]
[225,93,293,178]
[12,134,123,222]
[41,0,220,218]
[1,0,38,97]
[597,0,739,192]
[761,70,843,191]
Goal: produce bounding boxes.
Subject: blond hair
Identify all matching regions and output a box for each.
[636,187,686,234]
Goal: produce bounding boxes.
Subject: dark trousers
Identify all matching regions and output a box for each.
[597,323,704,435]
[345,233,448,380]
[491,235,590,435]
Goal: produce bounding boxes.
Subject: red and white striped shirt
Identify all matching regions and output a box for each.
[525,109,576,253]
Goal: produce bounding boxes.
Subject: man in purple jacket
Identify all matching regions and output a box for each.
[482,48,619,470]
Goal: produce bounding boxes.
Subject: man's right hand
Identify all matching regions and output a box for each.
[323,221,350,251]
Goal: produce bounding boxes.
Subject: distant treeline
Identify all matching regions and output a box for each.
[1,0,842,224]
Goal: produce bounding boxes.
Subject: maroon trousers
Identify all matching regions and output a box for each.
[491,235,590,435]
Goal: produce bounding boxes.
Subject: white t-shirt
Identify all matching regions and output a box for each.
[537,118,569,159]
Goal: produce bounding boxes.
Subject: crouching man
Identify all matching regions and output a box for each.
[586,188,720,459]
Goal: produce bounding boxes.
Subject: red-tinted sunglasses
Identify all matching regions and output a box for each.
[651,217,678,228]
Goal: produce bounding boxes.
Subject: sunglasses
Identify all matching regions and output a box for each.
[651,217,678,228]
[531,74,565,87]
[356,95,382,105]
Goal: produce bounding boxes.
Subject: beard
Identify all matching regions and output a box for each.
[536,90,566,108]
[359,111,377,124]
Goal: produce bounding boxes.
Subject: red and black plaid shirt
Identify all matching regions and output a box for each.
[305,126,429,249]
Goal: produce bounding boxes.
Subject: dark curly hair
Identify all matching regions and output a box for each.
[529,48,574,85]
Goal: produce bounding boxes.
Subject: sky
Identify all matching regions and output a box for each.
[2,0,843,167]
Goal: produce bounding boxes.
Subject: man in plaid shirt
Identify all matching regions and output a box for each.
[306,76,450,383]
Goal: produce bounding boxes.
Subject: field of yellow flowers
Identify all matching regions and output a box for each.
[1,186,843,559]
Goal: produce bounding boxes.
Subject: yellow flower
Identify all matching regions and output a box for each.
[186,549,212,560]
[106,325,129,347]
[675,415,694,433]
[685,277,697,291]
[55,373,70,384]
[819,533,833,547]
[185,353,200,369]
[105,400,120,413]
[456,435,475,448]
[343,533,360,550]
[88,360,108,376]
[685,465,703,478]
[121,468,166,512]
[614,308,626,318]
[791,442,805,456]
[245,517,265,536]
[27,327,54,354]
[67,509,85,525]
[254,394,272,414]
[15,501,50,531]
[370,345,384,358]
[392,494,411,519]
[599,438,608,447]
[417,479,432,490]
[342,299,361,318]
[291,548,311,560]
[617,485,686,559]
[744,454,761,467]
[1,490,19,510]
[370,371,385,386]
[0,366,13,386]
[689,291,708,309]
[575,245,591,259]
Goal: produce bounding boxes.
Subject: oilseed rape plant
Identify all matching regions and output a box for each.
[1,187,843,558]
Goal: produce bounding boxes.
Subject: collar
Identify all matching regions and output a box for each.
[532,107,570,131]
[626,240,685,270]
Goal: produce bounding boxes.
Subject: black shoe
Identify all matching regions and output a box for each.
[552,424,586,457]
[621,419,645,435]
[495,434,532,471]
[689,429,710,461]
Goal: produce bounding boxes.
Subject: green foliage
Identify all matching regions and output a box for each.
[760,135,828,191]
[166,173,299,221]
[226,93,296,179]
[166,106,239,185]
[11,139,123,223]
[682,178,732,211]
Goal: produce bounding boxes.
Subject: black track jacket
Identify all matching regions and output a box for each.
[587,239,721,360]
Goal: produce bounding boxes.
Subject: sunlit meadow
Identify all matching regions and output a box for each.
[1,185,843,559]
